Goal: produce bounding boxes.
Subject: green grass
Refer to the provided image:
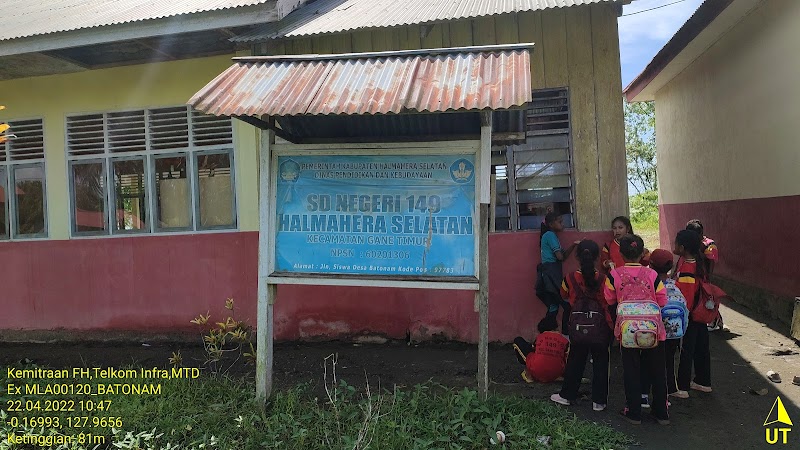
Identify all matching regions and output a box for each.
[630,190,660,250]
[1,365,631,450]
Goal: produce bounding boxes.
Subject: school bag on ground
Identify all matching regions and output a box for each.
[568,273,611,345]
[661,279,688,339]
[691,280,728,324]
[614,266,664,349]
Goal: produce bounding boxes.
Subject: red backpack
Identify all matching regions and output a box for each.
[691,280,728,324]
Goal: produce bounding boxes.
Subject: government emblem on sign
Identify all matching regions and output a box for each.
[280,159,301,182]
[450,159,474,183]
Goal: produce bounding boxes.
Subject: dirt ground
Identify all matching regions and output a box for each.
[2,302,799,450]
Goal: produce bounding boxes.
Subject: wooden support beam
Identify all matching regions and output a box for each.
[490,174,497,232]
[505,146,519,231]
[477,111,492,400]
[234,115,301,143]
[256,127,276,402]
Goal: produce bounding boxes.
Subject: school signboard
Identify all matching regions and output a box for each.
[273,153,477,278]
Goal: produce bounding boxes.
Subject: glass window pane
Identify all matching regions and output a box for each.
[0,168,7,238]
[13,165,46,236]
[112,159,147,232]
[154,155,191,230]
[72,162,108,234]
[196,153,235,228]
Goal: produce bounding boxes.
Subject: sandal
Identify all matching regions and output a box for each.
[767,370,782,383]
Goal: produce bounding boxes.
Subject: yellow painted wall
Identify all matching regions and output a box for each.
[0,55,261,238]
[263,4,628,231]
[655,0,800,204]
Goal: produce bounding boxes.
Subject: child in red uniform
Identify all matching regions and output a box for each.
[672,230,711,399]
[686,219,723,331]
[641,249,682,408]
[550,240,612,412]
[604,234,669,425]
[513,316,569,383]
[601,216,651,272]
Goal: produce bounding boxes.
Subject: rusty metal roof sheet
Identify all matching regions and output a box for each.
[234,0,625,42]
[189,44,532,116]
[0,0,290,42]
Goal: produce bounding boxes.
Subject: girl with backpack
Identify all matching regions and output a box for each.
[600,216,651,272]
[535,212,581,336]
[604,234,670,425]
[641,249,687,408]
[672,230,712,399]
[550,240,613,412]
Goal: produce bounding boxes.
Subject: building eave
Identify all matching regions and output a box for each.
[624,0,762,103]
[0,4,281,58]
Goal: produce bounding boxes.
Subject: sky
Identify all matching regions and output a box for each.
[619,0,705,87]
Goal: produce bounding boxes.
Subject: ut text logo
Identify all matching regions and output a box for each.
[764,396,793,445]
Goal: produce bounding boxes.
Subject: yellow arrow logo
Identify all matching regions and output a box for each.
[764,396,794,427]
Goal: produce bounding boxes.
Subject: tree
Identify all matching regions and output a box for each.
[624,100,657,194]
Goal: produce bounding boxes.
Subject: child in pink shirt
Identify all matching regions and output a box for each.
[604,234,669,425]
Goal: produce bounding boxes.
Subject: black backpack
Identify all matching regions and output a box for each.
[568,273,611,345]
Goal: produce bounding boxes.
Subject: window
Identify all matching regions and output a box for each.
[492,88,575,231]
[0,118,47,239]
[66,106,236,236]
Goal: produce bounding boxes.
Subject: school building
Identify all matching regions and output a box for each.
[625,0,799,327]
[1,0,631,343]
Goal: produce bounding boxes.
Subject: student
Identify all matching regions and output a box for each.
[536,212,580,335]
[604,234,670,425]
[601,216,651,271]
[513,316,570,383]
[686,219,722,331]
[641,249,684,408]
[673,230,711,398]
[550,240,612,412]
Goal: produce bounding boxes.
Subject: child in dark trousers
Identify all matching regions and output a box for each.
[550,240,612,412]
[536,212,580,336]
[604,234,670,425]
[641,249,683,408]
[672,230,712,398]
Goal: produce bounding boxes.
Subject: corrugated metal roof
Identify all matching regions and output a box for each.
[234,0,623,42]
[0,0,279,42]
[188,44,532,116]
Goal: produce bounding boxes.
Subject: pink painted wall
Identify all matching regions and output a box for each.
[659,196,800,299]
[0,230,610,343]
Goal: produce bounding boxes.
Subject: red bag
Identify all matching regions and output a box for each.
[691,281,728,324]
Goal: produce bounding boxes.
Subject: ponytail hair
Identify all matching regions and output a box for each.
[676,229,707,281]
[539,211,561,246]
[577,240,601,292]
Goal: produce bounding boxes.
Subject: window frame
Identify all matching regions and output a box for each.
[150,151,194,233]
[109,155,150,235]
[68,158,110,237]
[193,148,238,232]
[1,117,48,240]
[490,88,577,233]
[64,106,237,238]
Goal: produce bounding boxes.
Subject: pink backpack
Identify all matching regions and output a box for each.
[614,266,664,349]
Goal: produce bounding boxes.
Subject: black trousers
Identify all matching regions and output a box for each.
[539,292,570,335]
[560,341,610,404]
[677,321,711,390]
[621,344,669,420]
[642,338,680,396]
